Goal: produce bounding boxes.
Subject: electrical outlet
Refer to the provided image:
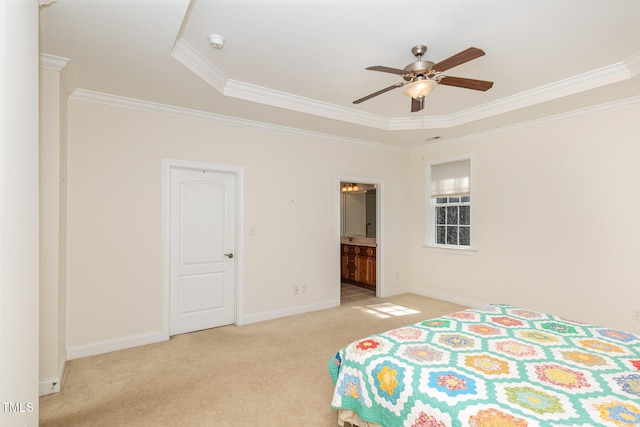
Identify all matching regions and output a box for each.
[632,309,640,321]
[301,285,307,294]
[293,286,300,295]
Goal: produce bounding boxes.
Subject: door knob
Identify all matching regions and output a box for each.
[225,253,234,259]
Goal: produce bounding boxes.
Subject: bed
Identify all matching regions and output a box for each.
[329,304,640,427]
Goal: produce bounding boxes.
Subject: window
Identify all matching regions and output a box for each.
[429,159,472,249]
[435,196,471,246]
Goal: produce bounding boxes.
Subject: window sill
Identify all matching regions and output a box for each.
[423,245,477,255]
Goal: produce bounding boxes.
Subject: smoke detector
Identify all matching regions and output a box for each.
[208,34,225,49]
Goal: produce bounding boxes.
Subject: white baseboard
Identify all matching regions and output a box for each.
[39,378,61,396]
[240,290,483,326]
[409,288,487,309]
[379,286,411,298]
[39,358,66,396]
[67,331,165,360]
[64,292,478,361]
[240,299,339,325]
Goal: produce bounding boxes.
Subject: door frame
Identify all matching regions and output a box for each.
[162,159,244,340]
[336,175,384,298]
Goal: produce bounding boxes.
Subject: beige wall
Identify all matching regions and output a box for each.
[65,99,410,352]
[409,102,640,334]
[61,87,640,357]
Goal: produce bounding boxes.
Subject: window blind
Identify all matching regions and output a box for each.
[431,159,470,197]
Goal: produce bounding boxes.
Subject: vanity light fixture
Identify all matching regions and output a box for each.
[341,183,378,193]
[342,183,361,192]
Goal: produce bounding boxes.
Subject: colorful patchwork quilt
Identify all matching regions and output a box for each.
[329,304,640,427]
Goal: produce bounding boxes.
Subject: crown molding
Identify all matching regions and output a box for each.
[449,60,632,127]
[412,95,640,152]
[39,53,68,71]
[171,40,391,130]
[68,89,406,152]
[38,0,56,9]
[171,39,226,93]
[223,79,391,130]
[39,53,75,97]
[626,50,640,78]
[172,36,640,133]
[66,90,640,155]
[396,59,633,130]
[389,115,452,130]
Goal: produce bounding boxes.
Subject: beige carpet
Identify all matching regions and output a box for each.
[40,292,466,426]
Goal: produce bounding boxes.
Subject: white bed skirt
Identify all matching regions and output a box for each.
[338,409,382,427]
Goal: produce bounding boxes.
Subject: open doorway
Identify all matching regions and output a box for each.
[338,178,382,304]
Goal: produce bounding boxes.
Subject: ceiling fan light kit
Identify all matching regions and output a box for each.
[402,77,437,99]
[354,44,493,112]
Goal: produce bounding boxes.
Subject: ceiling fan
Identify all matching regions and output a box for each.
[353,45,494,112]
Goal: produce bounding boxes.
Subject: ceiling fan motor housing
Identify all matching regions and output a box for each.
[403,60,436,80]
[403,45,435,81]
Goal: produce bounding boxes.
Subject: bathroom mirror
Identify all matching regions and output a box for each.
[341,183,376,238]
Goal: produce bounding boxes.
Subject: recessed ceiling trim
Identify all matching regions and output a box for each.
[388,116,452,130]
[443,60,633,128]
[412,95,640,152]
[223,79,390,130]
[172,37,640,132]
[627,50,640,78]
[67,89,640,154]
[172,38,391,130]
[171,39,226,93]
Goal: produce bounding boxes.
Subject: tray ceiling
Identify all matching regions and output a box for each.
[39,0,640,149]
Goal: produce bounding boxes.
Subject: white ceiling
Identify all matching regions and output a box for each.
[39,0,640,149]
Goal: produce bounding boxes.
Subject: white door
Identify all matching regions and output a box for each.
[170,168,236,335]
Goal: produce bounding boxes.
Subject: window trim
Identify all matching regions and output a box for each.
[425,155,476,252]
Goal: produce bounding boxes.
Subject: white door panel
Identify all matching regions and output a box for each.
[181,181,224,264]
[170,168,235,335]
[179,273,225,314]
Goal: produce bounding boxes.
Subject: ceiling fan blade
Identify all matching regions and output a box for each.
[410,97,424,112]
[366,65,408,76]
[353,82,405,104]
[438,75,494,91]
[431,47,485,72]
